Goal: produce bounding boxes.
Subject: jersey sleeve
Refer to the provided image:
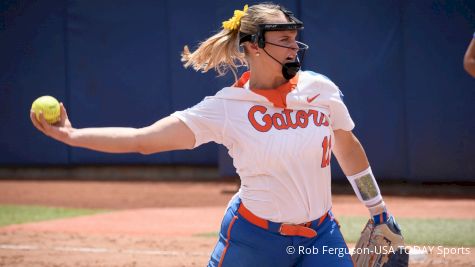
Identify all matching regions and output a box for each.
[300,71,355,131]
[171,96,225,148]
[328,86,355,131]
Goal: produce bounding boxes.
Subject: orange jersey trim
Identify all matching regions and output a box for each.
[233,71,299,108]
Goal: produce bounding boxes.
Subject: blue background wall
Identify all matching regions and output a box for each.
[1,0,474,181]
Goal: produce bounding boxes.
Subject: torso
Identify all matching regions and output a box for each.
[212,71,343,224]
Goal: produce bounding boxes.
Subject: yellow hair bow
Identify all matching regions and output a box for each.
[222,4,248,31]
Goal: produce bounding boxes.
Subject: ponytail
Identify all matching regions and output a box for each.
[181,4,284,81]
[181,5,249,80]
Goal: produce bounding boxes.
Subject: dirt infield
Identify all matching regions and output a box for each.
[0,180,474,267]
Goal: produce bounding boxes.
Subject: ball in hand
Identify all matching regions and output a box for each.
[31,96,61,124]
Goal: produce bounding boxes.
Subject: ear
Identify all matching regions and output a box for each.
[248,42,260,53]
[241,42,258,55]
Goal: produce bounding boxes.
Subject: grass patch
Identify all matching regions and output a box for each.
[195,216,475,247]
[194,232,219,238]
[339,216,475,247]
[0,205,107,227]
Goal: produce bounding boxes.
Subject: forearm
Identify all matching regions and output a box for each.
[334,133,369,176]
[333,130,387,218]
[66,127,141,154]
[65,116,195,154]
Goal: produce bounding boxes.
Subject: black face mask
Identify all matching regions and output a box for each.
[262,41,308,80]
[282,60,301,80]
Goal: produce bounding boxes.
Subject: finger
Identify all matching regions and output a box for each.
[30,111,46,133]
[38,111,53,133]
[60,102,69,121]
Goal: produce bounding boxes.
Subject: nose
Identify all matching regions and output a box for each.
[288,45,298,59]
[287,43,299,60]
[289,41,299,52]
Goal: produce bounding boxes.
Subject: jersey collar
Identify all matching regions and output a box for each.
[233,71,299,108]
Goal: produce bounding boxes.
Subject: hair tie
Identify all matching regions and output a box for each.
[222,4,248,31]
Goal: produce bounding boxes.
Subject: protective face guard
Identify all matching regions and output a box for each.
[264,40,309,61]
[264,40,309,80]
[238,7,309,80]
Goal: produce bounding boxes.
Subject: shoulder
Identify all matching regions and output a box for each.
[213,86,268,104]
[298,70,340,94]
[299,71,338,89]
[195,87,237,104]
[178,92,226,114]
[190,87,257,110]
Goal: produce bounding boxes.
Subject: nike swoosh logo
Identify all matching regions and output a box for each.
[306,93,320,103]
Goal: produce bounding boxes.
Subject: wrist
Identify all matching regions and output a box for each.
[367,200,387,216]
[346,166,383,206]
[368,200,390,224]
[63,127,77,146]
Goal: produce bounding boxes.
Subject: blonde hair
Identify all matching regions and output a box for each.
[181,3,285,80]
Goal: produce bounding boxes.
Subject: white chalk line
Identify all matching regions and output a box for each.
[0,244,208,256]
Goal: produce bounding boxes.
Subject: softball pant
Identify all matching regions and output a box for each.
[208,197,354,267]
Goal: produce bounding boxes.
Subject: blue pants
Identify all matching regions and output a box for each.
[208,197,354,267]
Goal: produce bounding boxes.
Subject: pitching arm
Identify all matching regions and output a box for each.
[30,104,195,154]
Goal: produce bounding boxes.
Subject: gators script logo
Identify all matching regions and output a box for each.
[248,105,329,132]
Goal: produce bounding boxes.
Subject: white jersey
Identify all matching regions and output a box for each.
[172,70,354,224]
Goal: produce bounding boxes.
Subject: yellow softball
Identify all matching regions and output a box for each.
[31,96,61,124]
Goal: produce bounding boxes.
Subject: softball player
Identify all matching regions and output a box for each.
[30,3,401,267]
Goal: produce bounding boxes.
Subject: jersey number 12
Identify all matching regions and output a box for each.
[321,135,332,168]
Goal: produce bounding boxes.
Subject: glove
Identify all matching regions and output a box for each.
[352,213,409,267]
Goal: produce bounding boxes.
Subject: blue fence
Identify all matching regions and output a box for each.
[1,0,474,181]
